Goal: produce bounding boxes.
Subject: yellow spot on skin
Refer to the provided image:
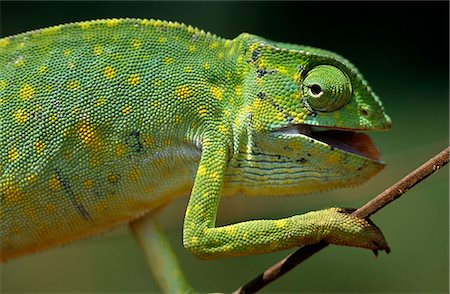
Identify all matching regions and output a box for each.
[1,184,22,204]
[93,44,103,56]
[197,164,206,176]
[103,66,116,79]
[10,225,21,234]
[210,172,220,182]
[275,220,287,228]
[164,139,173,146]
[151,101,161,109]
[253,99,262,110]
[115,144,125,157]
[154,79,162,87]
[71,105,79,114]
[202,192,209,198]
[235,85,242,96]
[38,65,48,74]
[191,237,199,245]
[188,44,196,53]
[198,105,207,117]
[122,105,132,115]
[19,84,34,100]
[225,226,236,235]
[143,135,154,146]
[25,207,37,218]
[163,57,173,64]
[63,49,72,56]
[175,115,183,125]
[210,86,223,100]
[108,173,120,184]
[141,19,152,26]
[217,52,224,59]
[106,19,120,27]
[159,36,167,43]
[34,140,45,153]
[131,39,142,49]
[78,122,100,148]
[218,124,227,133]
[67,80,80,90]
[0,80,7,91]
[8,148,19,161]
[45,204,57,213]
[49,113,59,122]
[68,62,77,69]
[15,108,28,123]
[0,38,10,48]
[84,179,95,189]
[216,149,226,157]
[175,85,193,99]
[277,66,288,74]
[27,173,38,184]
[203,63,210,70]
[79,22,90,30]
[94,200,110,215]
[184,66,193,73]
[128,168,141,181]
[49,175,62,191]
[128,74,140,86]
[210,42,219,49]
[42,26,61,35]
[276,112,285,121]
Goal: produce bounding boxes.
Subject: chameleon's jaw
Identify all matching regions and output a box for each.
[272,125,382,162]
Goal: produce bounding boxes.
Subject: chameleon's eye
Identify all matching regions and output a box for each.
[301,65,352,112]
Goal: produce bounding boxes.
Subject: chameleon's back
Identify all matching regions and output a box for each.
[0,19,238,260]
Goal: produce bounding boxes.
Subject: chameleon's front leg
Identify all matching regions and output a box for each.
[183,135,389,259]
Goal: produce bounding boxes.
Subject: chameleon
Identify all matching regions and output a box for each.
[0,18,391,292]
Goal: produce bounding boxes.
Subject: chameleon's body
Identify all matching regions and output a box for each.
[1,18,391,291]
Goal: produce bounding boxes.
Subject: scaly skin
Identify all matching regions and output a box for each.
[0,19,391,265]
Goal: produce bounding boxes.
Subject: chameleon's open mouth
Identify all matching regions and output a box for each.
[273,125,381,161]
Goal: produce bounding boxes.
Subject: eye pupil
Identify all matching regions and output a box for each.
[310,84,322,96]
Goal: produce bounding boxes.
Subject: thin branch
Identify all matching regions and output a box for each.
[233,146,450,294]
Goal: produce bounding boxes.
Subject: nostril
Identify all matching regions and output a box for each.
[360,108,369,116]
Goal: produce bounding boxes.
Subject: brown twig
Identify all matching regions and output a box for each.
[233,146,450,294]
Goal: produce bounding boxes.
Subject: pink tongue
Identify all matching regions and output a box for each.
[312,131,381,160]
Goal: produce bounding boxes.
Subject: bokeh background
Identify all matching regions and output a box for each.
[1,1,448,293]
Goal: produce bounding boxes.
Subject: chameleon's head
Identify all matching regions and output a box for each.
[229,35,391,195]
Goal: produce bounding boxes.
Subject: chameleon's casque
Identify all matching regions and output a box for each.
[0,18,391,285]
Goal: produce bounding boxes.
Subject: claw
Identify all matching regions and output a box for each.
[372,249,378,257]
[385,246,391,254]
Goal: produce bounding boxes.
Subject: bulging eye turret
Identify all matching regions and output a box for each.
[301,65,352,112]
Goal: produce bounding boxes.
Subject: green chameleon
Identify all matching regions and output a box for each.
[0,18,391,292]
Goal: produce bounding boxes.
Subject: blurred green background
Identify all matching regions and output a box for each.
[1,1,448,293]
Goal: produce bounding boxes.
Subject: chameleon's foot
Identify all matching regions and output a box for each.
[314,207,390,254]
